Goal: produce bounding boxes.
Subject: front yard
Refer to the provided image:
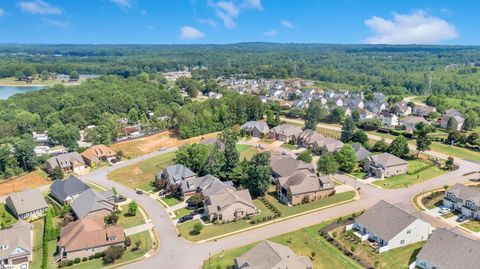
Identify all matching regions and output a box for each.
[372,159,446,189]
[161,194,183,207]
[117,204,146,229]
[281,143,298,150]
[460,220,480,232]
[107,151,176,191]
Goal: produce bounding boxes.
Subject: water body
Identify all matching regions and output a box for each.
[0,85,46,100]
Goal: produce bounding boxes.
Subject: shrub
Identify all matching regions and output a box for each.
[67,260,74,266]
[350,245,356,252]
[94,252,104,259]
[82,257,88,262]
[88,255,95,260]
[103,245,125,264]
[332,231,337,238]
[74,258,81,264]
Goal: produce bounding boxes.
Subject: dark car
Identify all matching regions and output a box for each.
[456,215,468,222]
[114,195,126,203]
[178,215,194,223]
[136,189,144,195]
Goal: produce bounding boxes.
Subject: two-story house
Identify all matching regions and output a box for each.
[364,153,408,178]
[443,183,480,220]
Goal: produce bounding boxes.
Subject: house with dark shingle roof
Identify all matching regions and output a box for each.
[268,124,302,143]
[50,176,91,204]
[364,153,408,178]
[413,104,436,118]
[203,186,256,222]
[234,240,313,269]
[351,143,371,162]
[6,189,48,220]
[314,137,344,153]
[180,174,234,200]
[156,164,196,186]
[347,200,431,253]
[45,152,87,174]
[415,228,480,269]
[71,189,116,219]
[276,170,334,206]
[296,129,324,149]
[443,183,480,220]
[270,153,315,179]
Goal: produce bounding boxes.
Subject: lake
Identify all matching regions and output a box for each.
[0,85,46,100]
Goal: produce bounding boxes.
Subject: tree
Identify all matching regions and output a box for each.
[50,166,64,180]
[358,118,381,131]
[266,110,276,127]
[192,223,203,235]
[467,132,479,145]
[297,150,312,163]
[351,129,368,145]
[174,143,211,175]
[13,135,37,171]
[340,116,356,143]
[203,142,225,178]
[317,153,339,175]
[244,152,271,197]
[445,156,455,170]
[41,70,49,81]
[187,193,204,208]
[336,144,356,173]
[446,131,464,145]
[463,110,479,131]
[220,127,240,176]
[104,212,119,225]
[138,72,150,83]
[388,135,409,158]
[127,201,137,216]
[372,139,389,152]
[414,122,434,158]
[446,117,457,131]
[15,71,25,81]
[48,123,80,151]
[304,100,329,130]
[330,107,345,123]
[69,71,79,80]
[351,109,360,123]
[103,245,124,264]
[128,108,139,124]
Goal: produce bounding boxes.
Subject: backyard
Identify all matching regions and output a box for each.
[236,144,260,160]
[117,204,146,229]
[372,159,446,189]
[0,169,50,196]
[430,142,480,162]
[31,219,45,269]
[202,221,363,269]
[107,152,175,191]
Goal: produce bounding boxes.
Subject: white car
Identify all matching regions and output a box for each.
[439,207,450,214]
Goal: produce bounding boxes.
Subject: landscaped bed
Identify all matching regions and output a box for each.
[372,159,446,189]
[420,190,445,209]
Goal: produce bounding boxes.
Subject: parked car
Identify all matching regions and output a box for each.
[178,215,194,223]
[114,195,126,203]
[136,189,144,195]
[159,147,167,151]
[258,144,265,149]
[456,215,468,222]
[158,190,167,196]
[439,207,450,214]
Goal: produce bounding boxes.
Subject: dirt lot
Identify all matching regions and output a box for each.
[0,170,50,196]
[111,131,220,158]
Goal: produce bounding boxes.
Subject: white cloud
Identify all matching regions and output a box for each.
[110,0,133,8]
[209,0,262,28]
[42,17,69,28]
[19,0,61,15]
[264,30,277,36]
[281,20,293,28]
[241,0,262,10]
[199,18,218,28]
[180,26,205,40]
[364,10,458,44]
[0,8,5,17]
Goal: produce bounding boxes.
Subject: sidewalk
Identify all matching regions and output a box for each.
[125,223,154,236]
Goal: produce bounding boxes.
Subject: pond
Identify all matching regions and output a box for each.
[0,85,46,100]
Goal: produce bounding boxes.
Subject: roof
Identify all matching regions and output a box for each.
[235,240,313,269]
[199,138,225,151]
[206,188,255,215]
[315,137,344,152]
[181,174,235,196]
[71,189,116,219]
[59,218,124,252]
[367,153,407,167]
[447,183,480,205]
[158,164,196,185]
[278,170,333,196]
[444,109,462,118]
[297,129,324,144]
[416,229,480,269]
[355,200,420,241]
[401,116,427,125]
[46,152,85,170]
[271,124,302,137]
[50,176,90,202]
[241,121,270,134]
[351,143,371,162]
[6,189,48,216]
[81,145,117,164]
[270,153,314,178]
[0,220,32,260]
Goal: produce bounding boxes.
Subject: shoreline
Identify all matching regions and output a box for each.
[0,83,80,87]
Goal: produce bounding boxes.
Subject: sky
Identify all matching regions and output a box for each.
[0,0,478,45]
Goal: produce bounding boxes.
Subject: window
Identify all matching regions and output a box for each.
[400,240,405,245]
[406,229,411,234]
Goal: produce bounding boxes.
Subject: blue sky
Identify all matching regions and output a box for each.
[0,0,478,44]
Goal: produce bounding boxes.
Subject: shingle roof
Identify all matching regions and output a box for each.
[278,171,333,196]
[270,153,314,178]
[355,200,419,241]
[181,174,235,196]
[0,220,32,260]
[351,143,371,162]
[271,124,302,137]
[297,129,324,144]
[447,183,480,205]
[367,153,407,167]
[50,176,90,202]
[235,240,313,269]
[6,189,48,216]
[71,189,116,219]
[158,164,196,185]
[416,229,480,269]
[81,145,116,164]
[241,121,270,134]
[46,152,84,170]
[206,188,255,215]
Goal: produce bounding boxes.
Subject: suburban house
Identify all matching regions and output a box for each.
[364,153,408,178]
[359,109,375,120]
[268,124,302,143]
[80,144,118,166]
[50,176,91,204]
[351,143,371,162]
[156,164,196,187]
[296,129,324,149]
[6,190,48,220]
[378,112,399,127]
[394,102,412,116]
[413,105,436,117]
[346,200,431,253]
[314,137,344,153]
[234,240,313,269]
[401,116,428,133]
[58,218,125,260]
[180,174,234,200]
[71,189,117,219]
[415,228,480,269]
[276,170,334,206]
[440,114,465,131]
[443,183,480,220]
[45,152,87,174]
[240,121,270,137]
[270,153,315,179]
[0,220,33,269]
[32,131,49,145]
[203,185,256,222]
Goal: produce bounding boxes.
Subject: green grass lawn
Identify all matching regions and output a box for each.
[350,171,367,179]
[430,142,480,162]
[85,182,107,192]
[460,220,480,232]
[45,240,57,269]
[372,159,446,189]
[117,204,146,229]
[107,152,176,191]
[203,221,363,269]
[31,219,45,269]
[236,144,259,160]
[281,143,298,150]
[174,208,193,219]
[0,203,17,228]
[259,138,275,144]
[264,191,356,217]
[161,194,183,207]
[366,130,399,140]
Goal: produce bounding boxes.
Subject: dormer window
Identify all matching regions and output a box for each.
[0,244,8,250]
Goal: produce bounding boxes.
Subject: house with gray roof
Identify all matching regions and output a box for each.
[181,174,234,200]
[351,143,371,162]
[270,153,315,179]
[314,137,344,153]
[269,124,302,143]
[71,189,116,219]
[0,220,33,269]
[6,189,48,220]
[364,153,408,178]
[50,176,91,204]
[234,240,313,269]
[156,164,196,186]
[204,186,256,222]
[443,183,480,220]
[401,115,428,133]
[346,200,431,253]
[296,129,324,149]
[415,228,480,269]
[440,114,465,131]
[241,121,270,137]
[276,170,334,206]
[45,152,87,174]
[413,104,436,118]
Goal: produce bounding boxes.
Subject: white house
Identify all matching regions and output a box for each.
[443,183,480,220]
[378,112,399,127]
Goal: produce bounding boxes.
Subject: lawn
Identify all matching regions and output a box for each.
[107,152,176,191]
[203,221,363,269]
[0,77,64,86]
[264,191,356,217]
[0,203,17,228]
[350,170,367,179]
[372,159,446,189]
[430,142,480,162]
[174,208,193,219]
[460,220,480,232]
[117,204,146,229]
[236,144,259,160]
[31,220,45,269]
[161,194,183,207]
[85,182,107,192]
[281,143,298,150]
